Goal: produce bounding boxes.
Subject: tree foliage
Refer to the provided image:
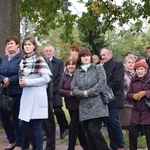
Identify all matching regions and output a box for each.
[20,0,150,56]
[20,1,150,35]
[108,29,150,61]
[0,0,20,56]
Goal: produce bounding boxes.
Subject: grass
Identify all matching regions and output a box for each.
[104,132,147,148]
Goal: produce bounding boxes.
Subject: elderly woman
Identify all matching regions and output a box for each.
[127,60,150,150]
[0,36,23,150]
[71,48,109,150]
[120,56,135,129]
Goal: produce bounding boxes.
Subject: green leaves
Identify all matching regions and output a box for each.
[20,0,150,48]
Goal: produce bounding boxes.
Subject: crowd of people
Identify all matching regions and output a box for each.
[0,35,150,150]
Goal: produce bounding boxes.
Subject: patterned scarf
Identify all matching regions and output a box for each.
[8,49,20,61]
[19,52,52,77]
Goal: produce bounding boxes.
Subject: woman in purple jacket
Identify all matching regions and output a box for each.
[127,60,150,150]
[58,57,89,150]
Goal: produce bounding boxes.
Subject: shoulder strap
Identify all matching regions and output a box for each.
[142,78,150,90]
[96,64,111,81]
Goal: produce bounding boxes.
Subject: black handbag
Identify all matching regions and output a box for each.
[0,88,15,113]
[141,78,150,110]
[96,65,115,104]
[145,98,150,109]
[101,84,115,104]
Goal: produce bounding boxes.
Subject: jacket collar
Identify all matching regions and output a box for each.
[132,70,150,82]
[51,56,56,63]
[103,57,113,68]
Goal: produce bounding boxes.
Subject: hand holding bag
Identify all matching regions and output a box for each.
[0,88,15,113]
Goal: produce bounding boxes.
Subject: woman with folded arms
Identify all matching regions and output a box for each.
[71,48,109,150]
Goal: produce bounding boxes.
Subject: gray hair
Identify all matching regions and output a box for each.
[100,47,113,55]
[44,45,55,51]
[123,55,136,64]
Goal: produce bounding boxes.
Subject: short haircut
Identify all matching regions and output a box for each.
[77,48,92,66]
[65,57,77,66]
[123,56,136,64]
[146,46,150,51]
[125,52,134,57]
[44,45,55,51]
[135,56,146,62]
[100,47,113,55]
[70,45,79,52]
[5,35,19,45]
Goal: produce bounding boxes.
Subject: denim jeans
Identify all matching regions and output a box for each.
[20,119,43,150]
[1,94,23,146]
[107,108,125,150]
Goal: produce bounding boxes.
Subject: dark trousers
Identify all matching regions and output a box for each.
[20,119,43,150]
[68,110,89,150]
[1,94,23,146]
[22,132,30,149]
[107,108,125,150]
[53,106,69,133]
[129,123,150,150]
[83,118,109,150]
[43,101,56,150]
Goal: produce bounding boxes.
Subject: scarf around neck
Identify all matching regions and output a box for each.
[81,63,91,72]
[19,52,52,77]
[8,49,20,61]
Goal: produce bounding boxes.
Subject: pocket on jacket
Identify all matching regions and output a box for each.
[34,94,47,107]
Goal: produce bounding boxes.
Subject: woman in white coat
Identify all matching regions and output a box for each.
[19,36,52,150]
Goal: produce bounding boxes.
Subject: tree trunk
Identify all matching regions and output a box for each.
[0,0,20,57]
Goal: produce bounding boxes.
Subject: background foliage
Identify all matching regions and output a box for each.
[1,0,150,60]
[19,0,150,60]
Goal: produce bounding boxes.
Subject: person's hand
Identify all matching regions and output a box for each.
[19,79,26,87]
[70,91,74,96]
[84,91,88,97]
[133,93,140,100]
[3,77,9,86]
[138,91,146,100]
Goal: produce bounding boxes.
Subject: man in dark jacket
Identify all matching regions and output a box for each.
[100,47,126,150]
[43,56,56,150]
[146,46,150,69]
[44,45,69,140]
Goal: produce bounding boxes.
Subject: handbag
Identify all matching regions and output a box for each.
[145,98,150,109]
[0,88,15,113]
[101,84,115,104]
[96,65,115,104]
[141,78,150,110]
